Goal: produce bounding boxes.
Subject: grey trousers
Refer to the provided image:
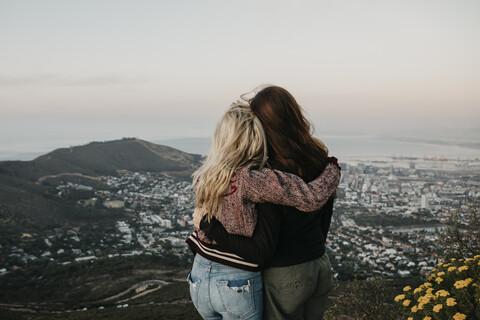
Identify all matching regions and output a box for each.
[263,254,334,320]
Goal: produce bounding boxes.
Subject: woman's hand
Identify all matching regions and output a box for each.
[193,207,205,229]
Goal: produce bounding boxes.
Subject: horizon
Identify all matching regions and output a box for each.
[1,135,480,162]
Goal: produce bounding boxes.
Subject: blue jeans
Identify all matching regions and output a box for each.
[188,254,263,320]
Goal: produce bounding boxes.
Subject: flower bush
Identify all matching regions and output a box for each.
[395,255,480,320]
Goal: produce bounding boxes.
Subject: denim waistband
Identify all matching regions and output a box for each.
[194,254,261,274]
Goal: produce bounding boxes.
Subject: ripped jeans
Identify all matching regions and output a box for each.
[188,254,263,320]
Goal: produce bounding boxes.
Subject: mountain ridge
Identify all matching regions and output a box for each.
[0,137,202,182]
[0,138,202,233]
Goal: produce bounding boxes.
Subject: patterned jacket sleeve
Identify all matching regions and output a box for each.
[238,160,341,212]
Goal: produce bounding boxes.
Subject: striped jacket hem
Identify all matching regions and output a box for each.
[186,231,260,272]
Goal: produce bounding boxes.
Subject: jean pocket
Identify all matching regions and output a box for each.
[187,272,201,308]
[216,278,256,318]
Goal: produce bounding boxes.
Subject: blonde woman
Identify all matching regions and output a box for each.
[186,102,340,320]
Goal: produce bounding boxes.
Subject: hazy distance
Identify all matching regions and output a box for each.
[1,0,479,159]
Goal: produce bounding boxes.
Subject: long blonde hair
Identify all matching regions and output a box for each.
[192,102,268,220]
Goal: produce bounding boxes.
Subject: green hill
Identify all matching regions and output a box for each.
[0,138,202,182]
[0,138,202,233]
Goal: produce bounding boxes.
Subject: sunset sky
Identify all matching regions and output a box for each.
[1,0,479,158]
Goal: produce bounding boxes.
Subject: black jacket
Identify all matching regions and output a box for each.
[200,199,334,268]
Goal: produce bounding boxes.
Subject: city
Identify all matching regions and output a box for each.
[2,157,479,281]
[329,157,479,279]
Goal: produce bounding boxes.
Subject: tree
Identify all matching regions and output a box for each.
[439,201,480,258]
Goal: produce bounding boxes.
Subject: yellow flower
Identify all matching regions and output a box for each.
[403,286,412,292]
[424,317,432,320]
[417,295,431,310]
[458,266,468,272]
[451,258,456,261]
[394,294,406,302]
[435,290,449,297]
[426,288,434,294]
[437,271,445,276]
[414,287,423,294]
[433,304,443,312]
[424,282,432,288]
[448,266,456,272]
[435,277,444,284]
[437,262,443,267]
[453,313,467,320]
[466,258,473,262]
[418,295,429,302]
[403,299,411,307]
[411,305,418,313]
[465,278,473,284]
[459,258,464,261]
[408,318,413,320]
[454,280,468,289]
[446,298,457,306]
[474,254,480,259]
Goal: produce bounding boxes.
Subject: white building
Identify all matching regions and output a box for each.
[421,194,429,209]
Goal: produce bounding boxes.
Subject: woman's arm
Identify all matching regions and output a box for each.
[239,159,341,212]
[200,203,282,267]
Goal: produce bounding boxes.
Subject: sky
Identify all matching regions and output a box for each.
[0,0,479,159]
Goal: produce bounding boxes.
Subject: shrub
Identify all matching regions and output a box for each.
[326,277,403,320]
[394,255,480,320]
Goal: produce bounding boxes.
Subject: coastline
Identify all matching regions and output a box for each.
[1,135,480,162]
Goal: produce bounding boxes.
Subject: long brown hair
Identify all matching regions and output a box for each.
[247,86,329,181]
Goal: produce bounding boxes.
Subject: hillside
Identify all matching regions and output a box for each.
[0,138,202,182]
[0,138,202,233]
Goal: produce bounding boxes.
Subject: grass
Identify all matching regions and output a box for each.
[0,303,202,320]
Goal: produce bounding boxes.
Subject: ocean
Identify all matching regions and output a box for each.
[1,135,479,162]
[158,135,480,160]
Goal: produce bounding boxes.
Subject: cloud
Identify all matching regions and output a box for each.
[0,74,155,87]
[0,74,57,86]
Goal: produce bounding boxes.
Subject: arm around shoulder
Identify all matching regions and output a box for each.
[239,159,341,212]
